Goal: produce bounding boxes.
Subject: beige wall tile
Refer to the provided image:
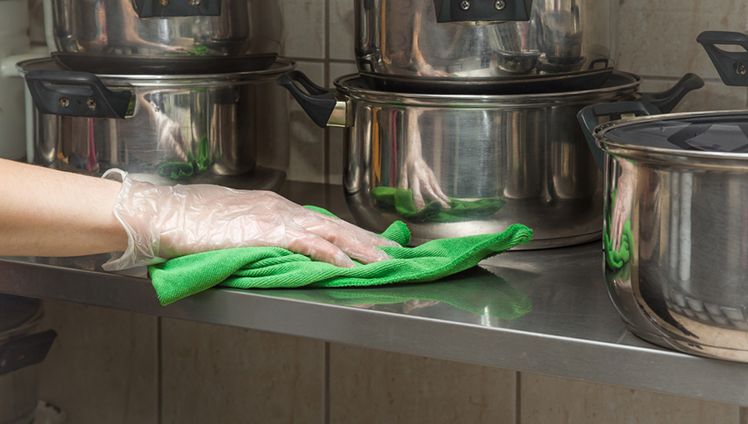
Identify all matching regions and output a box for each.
[329,344,516,424]
[38,301,158,424]
[281,0,326,59]
[617,0,747,79]
[288,61,326,183]
[161,319,325,424]
[639,78,748,112]
[329,0,356,61]
[521,373,739,424]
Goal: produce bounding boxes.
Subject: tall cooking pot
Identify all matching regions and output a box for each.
[573,30,748,363]
[279,71,702,248]
[356,0,617,83]
[44,0,283,74]
[18,58,293,190]
[0,295,56,424]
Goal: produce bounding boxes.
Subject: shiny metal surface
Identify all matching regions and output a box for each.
[44,0,282,73]
[594,110,748,363]
[2,182,748,406]
[338,73,646,248]
[20,58,292,188]
[355,0,617,80]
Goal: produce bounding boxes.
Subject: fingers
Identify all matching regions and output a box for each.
[308,211,401,248]
[424,172,451,209]
[411,181,426,211]
[304,220,392,264]
[284,228,356,268]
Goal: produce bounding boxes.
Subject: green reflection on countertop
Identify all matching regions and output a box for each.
[256,267,531,320]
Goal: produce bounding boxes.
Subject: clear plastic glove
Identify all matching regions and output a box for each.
[398,155,451,210]
[101,170,399,271]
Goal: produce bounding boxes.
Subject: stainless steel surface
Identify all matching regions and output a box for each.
[44,0,283,73]
[355,0,617,80]
[19,58,292,188]
[593,110,748,363]
[2,183,748,406]
[338,73,648,248]
[0,297,43,424]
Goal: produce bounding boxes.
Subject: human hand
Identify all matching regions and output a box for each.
[102,171,399,270]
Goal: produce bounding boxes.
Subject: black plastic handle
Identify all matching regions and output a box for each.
[697,31,748,86]
[25,70,132,120]
[433,0,533,23]
[133,0,220,18]
[277,71,337,128]
[638,73,705,114]
[577,102,663,171]
[0,329,57,376]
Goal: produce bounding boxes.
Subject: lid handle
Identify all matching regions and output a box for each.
[577,102,662,171]
[638,73,704,114]
[697,31,748,86]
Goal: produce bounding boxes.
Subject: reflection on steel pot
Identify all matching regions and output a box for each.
[19,58,293,190]
[279,70,702,248]
[0,295,56,424]
[578,102,748,363]
[355,0,618,83]
[44,0,283,74]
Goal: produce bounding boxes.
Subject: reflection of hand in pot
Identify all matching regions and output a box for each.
[610,159,636,251]
[398,110,451,210]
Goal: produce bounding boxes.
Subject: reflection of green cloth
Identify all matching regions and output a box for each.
[157,136,211,180]
[272,268,532,320]
[148,207,533,306]
[372,187,506,223]
[604,191,634,270]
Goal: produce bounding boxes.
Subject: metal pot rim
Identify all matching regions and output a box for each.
[595,109,748,163]
[17,58,297,88]
[334,71,642,106]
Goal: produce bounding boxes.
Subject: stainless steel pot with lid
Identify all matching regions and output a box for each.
[279,70,702,248]
[574,30,748,363]
[44,0,283,74]
[19,57,293,189]
[0,295,56,424]
[355,0,617,89]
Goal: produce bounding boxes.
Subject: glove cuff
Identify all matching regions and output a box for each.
[101,169,167,271]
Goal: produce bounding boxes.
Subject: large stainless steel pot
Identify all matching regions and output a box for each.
[44,0,283,74]
[578,102,748,363]
[279,71,702,248]
[19,58,293,190]
[356,0,617,84]
[0,295,56,424]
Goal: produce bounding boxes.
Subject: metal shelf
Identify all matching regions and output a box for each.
[1,182,747,406]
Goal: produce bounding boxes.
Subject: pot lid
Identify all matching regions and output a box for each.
[598,110,748,159]
[0,295,41,336]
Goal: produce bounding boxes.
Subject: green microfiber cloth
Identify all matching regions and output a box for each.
[371,187,506,223]
[148,207,533,305]
[265,268,532,320]
[157,136,211,180]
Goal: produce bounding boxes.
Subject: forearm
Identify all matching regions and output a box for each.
[0,159,128,257]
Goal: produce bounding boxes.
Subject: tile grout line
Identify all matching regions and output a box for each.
[157,316,163,424]
[323,0,331,185]
[324,342,331,424]
[740,406,746,424]
[515,371,522,424]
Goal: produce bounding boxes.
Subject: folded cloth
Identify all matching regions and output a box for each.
[148,206,532,305]
[371,187,506,223]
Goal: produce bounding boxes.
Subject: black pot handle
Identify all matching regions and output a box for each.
[25,70,132,120]
[697,31,748,86]
[577,102,663,171]
[132,0,221,18]
[277,71,337,128]
[433,0,533,23]
[0,329,57,376]
[638,73,705,114]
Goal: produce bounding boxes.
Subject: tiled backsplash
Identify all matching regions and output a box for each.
[34,1,748,423]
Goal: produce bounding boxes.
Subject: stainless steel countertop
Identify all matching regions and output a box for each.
[1,181,747,405]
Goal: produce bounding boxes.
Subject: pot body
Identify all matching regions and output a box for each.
[340,73,641,247]
[44,0,283,74]
[355,0,618,80]
[20,58,292,190]
[595,111,748,362]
